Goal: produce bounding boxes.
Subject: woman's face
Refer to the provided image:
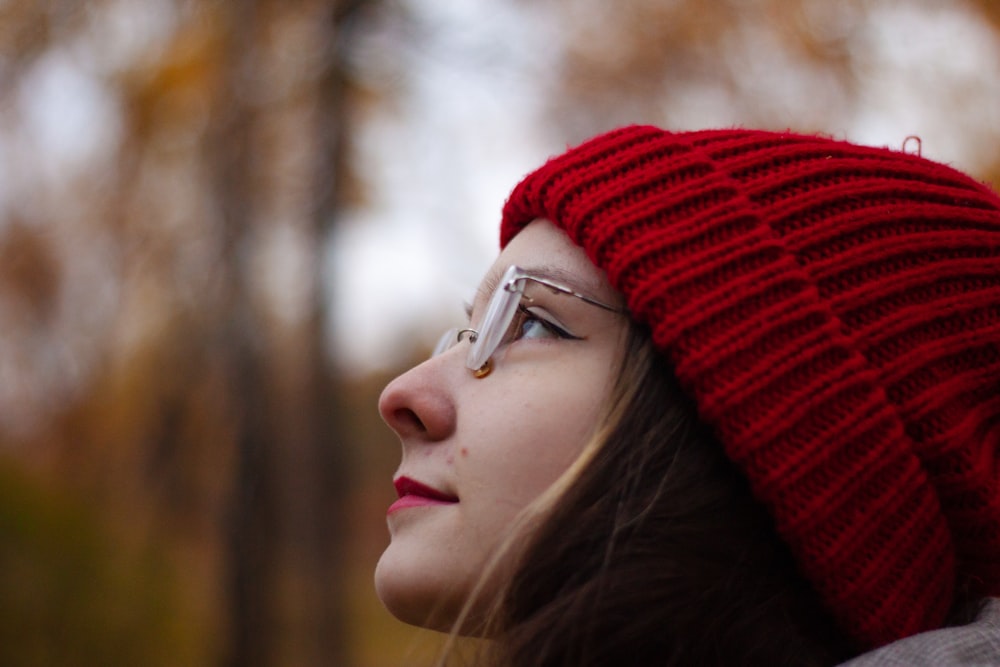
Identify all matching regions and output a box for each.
[375,219,627,630]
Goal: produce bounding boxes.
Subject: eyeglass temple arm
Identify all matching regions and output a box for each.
[505,274,623,313]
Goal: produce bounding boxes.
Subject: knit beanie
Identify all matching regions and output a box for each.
[500,125,1000,650]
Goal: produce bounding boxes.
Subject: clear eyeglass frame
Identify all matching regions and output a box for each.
[432,264,621,377]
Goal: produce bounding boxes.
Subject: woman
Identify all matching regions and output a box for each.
[375,125,1000,665]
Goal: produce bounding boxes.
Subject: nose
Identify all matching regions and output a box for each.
[378,358,457,442]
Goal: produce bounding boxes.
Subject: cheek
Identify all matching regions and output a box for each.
[461,381,605,508]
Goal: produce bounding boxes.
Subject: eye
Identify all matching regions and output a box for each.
[507,304,579,343]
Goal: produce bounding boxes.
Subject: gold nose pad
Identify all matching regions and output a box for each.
[472,358,493,379]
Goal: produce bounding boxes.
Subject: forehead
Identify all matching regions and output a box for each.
[478,219,618,305]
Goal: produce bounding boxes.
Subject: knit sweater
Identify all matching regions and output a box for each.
[841,599,1000,666]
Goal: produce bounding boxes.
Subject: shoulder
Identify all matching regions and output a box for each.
[839,599,1000,667]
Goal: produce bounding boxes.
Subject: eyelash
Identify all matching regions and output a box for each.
[509,303,579,342]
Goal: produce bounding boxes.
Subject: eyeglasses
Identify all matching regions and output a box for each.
[433,265,621,378]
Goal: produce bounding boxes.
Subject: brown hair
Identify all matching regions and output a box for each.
[471,323,855,667]
[442,323,983,666]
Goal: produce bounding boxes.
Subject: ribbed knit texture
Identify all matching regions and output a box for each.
[500,125,1000,650]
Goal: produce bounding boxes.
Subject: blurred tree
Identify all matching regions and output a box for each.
[535,0,1000,189]
[0,0,380,665]
[0,459,202,666]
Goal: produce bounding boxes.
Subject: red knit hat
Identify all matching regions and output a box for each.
[500,125,1000,650]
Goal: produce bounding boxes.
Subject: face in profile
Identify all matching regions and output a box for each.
[375,219,627,631]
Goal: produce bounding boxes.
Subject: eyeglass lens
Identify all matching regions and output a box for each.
[431,265,526,370]
[466,265,523,370]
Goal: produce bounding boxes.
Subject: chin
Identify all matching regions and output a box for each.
[374,547,468,631]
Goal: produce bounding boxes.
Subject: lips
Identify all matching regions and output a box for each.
[388,476,459,515]
[394,477,459,502]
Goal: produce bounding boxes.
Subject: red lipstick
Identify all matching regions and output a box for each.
[388,477,459,515]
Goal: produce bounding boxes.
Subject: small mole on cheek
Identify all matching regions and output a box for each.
[460,447,468,457]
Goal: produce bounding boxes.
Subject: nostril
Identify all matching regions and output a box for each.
[393,407,426,434]
[378,365,455,441]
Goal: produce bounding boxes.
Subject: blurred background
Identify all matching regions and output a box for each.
[0,0,998,665]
